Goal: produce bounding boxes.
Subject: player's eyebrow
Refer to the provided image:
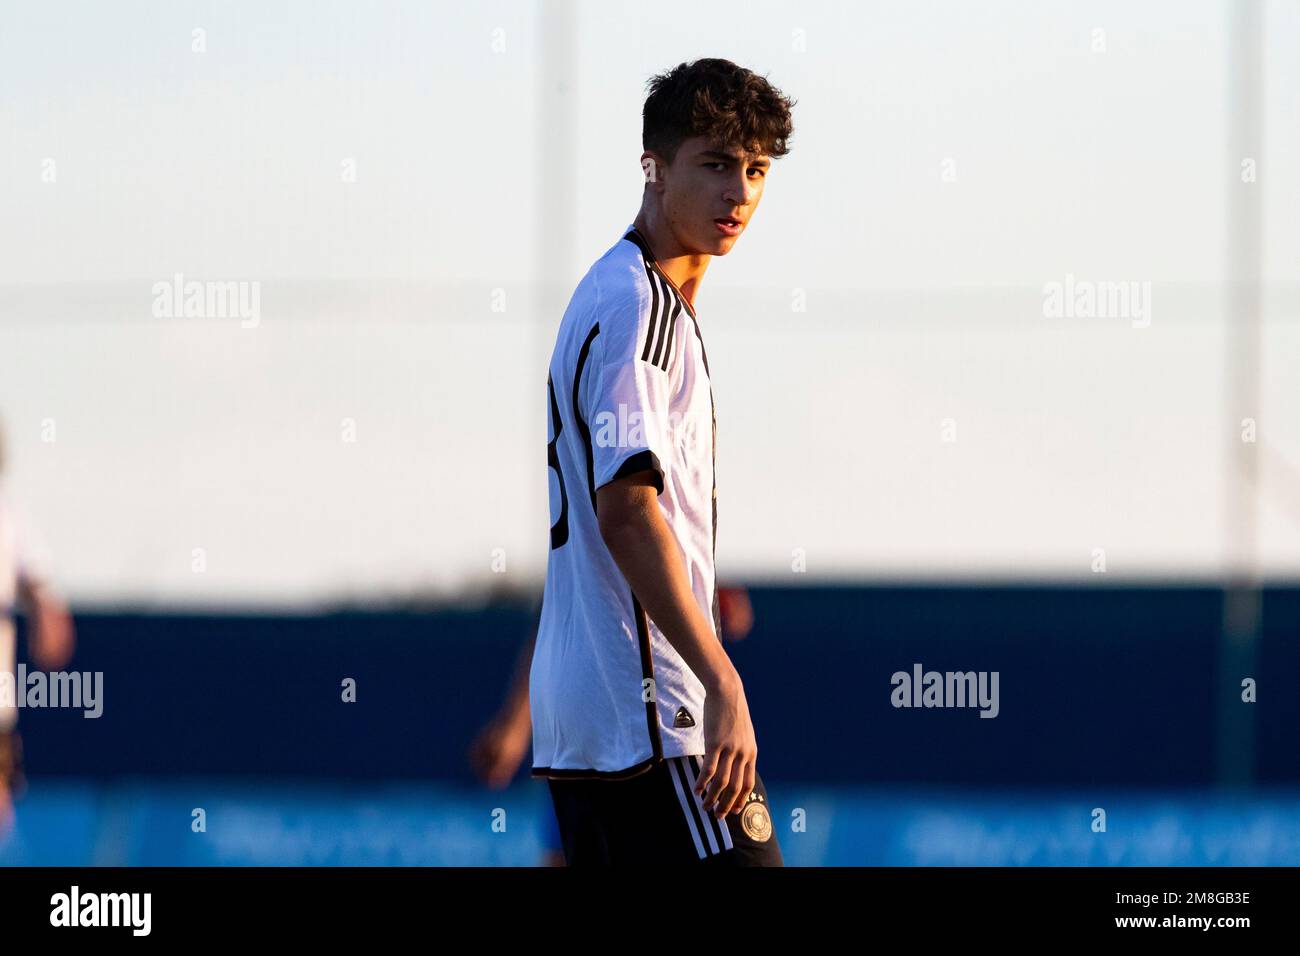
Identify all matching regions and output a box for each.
[699,150,771,167]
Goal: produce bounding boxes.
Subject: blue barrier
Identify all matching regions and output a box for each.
[5,779,1300,866]
[11,584,1298,785]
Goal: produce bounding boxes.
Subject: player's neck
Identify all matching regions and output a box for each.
[631,210,709,311]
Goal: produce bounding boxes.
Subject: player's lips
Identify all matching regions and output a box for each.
[713,216,743,237]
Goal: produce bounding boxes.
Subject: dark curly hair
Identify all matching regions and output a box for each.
[643,58,795,164]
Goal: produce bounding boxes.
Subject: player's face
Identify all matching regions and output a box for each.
[660,136,770,256]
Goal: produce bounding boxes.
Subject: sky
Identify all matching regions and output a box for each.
[2,0,1297,286]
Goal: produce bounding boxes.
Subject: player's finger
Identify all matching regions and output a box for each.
[702,750,735,813]
[717,759,748,816]
[729,759,756,816]
[713,756,746,817]
[694,749,721,799]
[719,753,754,816]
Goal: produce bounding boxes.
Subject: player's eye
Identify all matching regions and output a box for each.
[748,167,767,178]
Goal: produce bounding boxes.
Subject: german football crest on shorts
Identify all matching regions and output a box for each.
[741,792,772,842]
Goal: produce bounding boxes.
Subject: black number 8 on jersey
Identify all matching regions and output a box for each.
[546,374,569,550]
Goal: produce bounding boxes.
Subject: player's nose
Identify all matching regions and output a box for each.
[722,174,757,208]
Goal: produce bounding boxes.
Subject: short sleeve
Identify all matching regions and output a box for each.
[581,285,672,495]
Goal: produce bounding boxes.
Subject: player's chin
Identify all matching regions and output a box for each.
[703,232,742,255]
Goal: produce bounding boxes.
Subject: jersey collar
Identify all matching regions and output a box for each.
[622,225,698,320]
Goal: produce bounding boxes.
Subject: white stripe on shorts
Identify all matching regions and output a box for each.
[689,755,734,851]
[668,756,741,858]
[668,756,707,859]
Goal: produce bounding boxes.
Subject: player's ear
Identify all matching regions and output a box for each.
[641,151,665,190]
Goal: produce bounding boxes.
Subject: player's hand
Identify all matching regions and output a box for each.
[695,669,757,819]
[468,711,531,790]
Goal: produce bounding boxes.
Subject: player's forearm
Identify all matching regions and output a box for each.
[599,504,737,694]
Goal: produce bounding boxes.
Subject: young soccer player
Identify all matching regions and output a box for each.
[529,58,794,865]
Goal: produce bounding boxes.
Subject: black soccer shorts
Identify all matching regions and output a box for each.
[546,755,784,866]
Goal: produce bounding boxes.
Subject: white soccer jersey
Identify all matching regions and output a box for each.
[530,224,721,779]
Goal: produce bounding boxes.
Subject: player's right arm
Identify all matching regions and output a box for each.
[580,278,756,821]
[596,477,756,821]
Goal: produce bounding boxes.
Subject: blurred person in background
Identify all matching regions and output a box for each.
[0,423,75,836]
